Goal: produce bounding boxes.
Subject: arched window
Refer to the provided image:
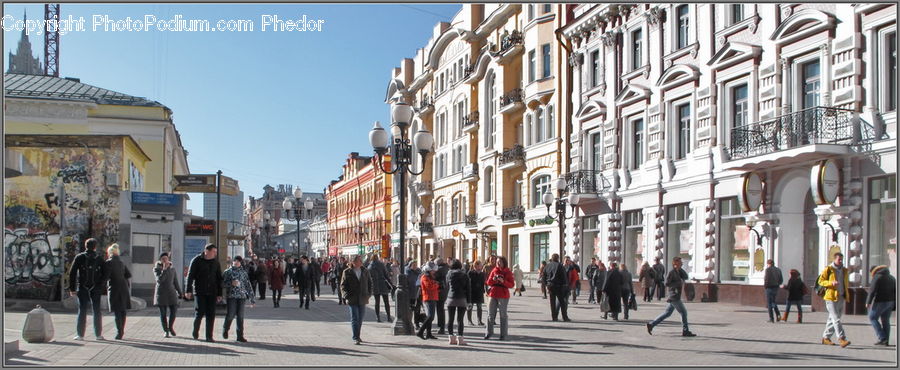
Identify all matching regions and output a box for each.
[535,107,545,143]
[484,166,494,202]
[532,175,551,208]
[452,195,460,223]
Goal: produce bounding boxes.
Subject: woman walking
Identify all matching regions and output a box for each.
[417,262,440,340]
[639,261,656,302]
[781,269,807,323]
[222,256,255,342]
[269,259,285,308]
[154,252,183,338]
[467,260,486,326]
[485,256,515,340]
[105,244,132,340]
[602,262,623,321]
[446,260,470,345]
[538,261,548,299]
[513,264,525,297]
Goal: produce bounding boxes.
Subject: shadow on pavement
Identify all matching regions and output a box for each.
[516,324,622,333]
[5,351,49,364]
[219,339,378,357]
[112,338,250,356]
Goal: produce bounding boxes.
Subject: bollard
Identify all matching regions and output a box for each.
[22,305,55,343]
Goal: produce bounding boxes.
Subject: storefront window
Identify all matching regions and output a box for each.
[510,235,519,268]
[582,216,600,268]
[532,232,549,271]
[666,204,692,272]
[719,197,749,281]
[624,211,644,274]
[868,175,897,278]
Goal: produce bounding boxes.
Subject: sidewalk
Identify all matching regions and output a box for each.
[4,289,897,366]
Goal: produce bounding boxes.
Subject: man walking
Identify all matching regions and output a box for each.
[255,257,269,300]
[341,255,372,345]
[543,254,571,322]
[652,258,666,301]
[586,258,599,304]
[435,258,450,334]
[295,256,314,309]
[68,238,108,340]
[866,265,896,345]
[185,244,224,342]
[764,259,784,322]
[818,252,851,347]
[566,257,581,304]
[646,257,696,337]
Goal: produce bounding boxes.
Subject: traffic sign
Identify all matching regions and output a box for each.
[174,174,217,193]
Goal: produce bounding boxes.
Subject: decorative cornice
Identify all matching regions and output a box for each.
[645,7,665,28]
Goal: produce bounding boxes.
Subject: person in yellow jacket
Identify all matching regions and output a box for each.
[817,252,851,348]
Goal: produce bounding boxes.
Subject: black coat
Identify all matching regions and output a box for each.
[340,267,372,306]
[785,277,806,302]
[294,263,314,290]
[367,259,392,295]
[543,261,568,288]
[446,269,470,300]
[652,263,666,283]
[467,270,486,304]
[186,254,223,296]
[602,269,624,313]
[105,256,132,312]
[435,263,450,301]
[67,250,108,292]
[867,268,897,305]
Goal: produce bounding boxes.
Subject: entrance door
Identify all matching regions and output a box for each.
[802,191,819,305]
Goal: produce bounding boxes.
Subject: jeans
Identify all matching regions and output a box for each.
[653,280,665,300]
[374,294,390,319]
[548,285,569,320]
[271,289,282,304]
[419,301,437,336]
[571,282,581,303]
[299,286,312,308]
[486,297,509,337]
[113,310,127,337]
[257,281,267,299]
[467,303,483,323]
[158,305,177,333]
[869,301,895,342]
[193,294,217,340]
[783,300,802,314]
[588,282,596,303]
[436,299,447,331]
[649,299,689,332]
[76,289,103,337]
[823,298,847,340]
[348,304,365,340]
[224,298,246,339]
[448,305,466,336]
[765,287,781,321]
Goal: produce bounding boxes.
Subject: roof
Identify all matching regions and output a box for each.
[4,73,165,107]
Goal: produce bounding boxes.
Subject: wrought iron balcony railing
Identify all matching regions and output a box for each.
[419,223,433,233]
[501,205,525,223]
[414,181,433,194]
[463,111,480,128]
[465,214,477,227]
[499,88,524,108]
[462,163,479,179]
[499,145,525,167]
[463,64,475,80]
[418,96,434,112]
[729,106,866,160]
[563,170,612,195]
[496,30,524,55]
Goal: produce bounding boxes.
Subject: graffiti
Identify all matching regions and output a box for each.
[4,229,63,300]
[57,164,89,184]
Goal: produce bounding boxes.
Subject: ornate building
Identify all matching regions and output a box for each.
[7,12,43,75]
[325,152,393,257]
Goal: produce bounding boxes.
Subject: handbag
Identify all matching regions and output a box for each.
[815,268,831,297]
[599,294,610,312]
[520,285,526,292]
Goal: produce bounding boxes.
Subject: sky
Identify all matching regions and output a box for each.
[3,3,461,216]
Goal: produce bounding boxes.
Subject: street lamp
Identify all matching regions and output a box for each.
[283,187,315,258]
[369,101,433,336]
[257,211,276,259]
[543,177,578,257]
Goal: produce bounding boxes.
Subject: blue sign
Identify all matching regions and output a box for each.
[184,237,208,262]
[132,191,181,206]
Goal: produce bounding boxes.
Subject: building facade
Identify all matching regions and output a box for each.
[325,152,392,257]
[246,184,326,259]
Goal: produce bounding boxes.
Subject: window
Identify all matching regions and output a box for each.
[532,175,551,208]
[868,175,897,279]
[525,113,533,145]
[631,28,643,70]
[535,107,545,143]
[452,196,460,223]
[542,43,552,78]
[486,73,496,149]
[732,84,749,127]
[484,167,494,202]
[590,50,600,87]
[543,4,551,14]
[624,211,644,274]
[632,118,644,169]
[730,4,744,25]
[528,4,534,20]
[528,49,536,82]
[676,103,691,159]
[666,204,693,272]
[532,232,550,271]
[801,60,821,109]
[592,132,603,171]
[719,197,749,281]
[676,5,690,49]
[885,31,897,111]
[547,105,555,139]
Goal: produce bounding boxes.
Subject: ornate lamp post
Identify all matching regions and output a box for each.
[369,101,433,336]
[543,177,578,257]
[257,211,277,259]
[283,187,314,258]
[412,205,433,261]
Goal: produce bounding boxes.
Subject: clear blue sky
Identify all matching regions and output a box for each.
[3,3,460,216]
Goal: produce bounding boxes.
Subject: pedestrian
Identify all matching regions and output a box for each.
[269,259,285,308]
[764,259,784,323]
[542,254,571,322]
[538,261,548,299]
[255,257,269,300]
[781,268,807,323]
[866,265,896,346]
[586,257,599,304]
[446,259,470,345]
[593,260,607,308]
[435,258,450,334]
[321,258,331,293]
[602,262,623,321]
[417,261,440,340]
[467,260,486,326]
[566,258,580,305]
[310,257,322,299]
[335,256,347,305]
[484,256,515,340]
[390,258,401,300]
[405,260,424,330]
[285,257,296,287]
[154,252,183,338]
[366,254,393,322]
[341,255,373,345]
[67,238,108,341]
[646,256,695,337]
[619,263,634,320]
[104,244,131,340]
[652,258,666,301]
[247,256,259,298]
[638,261,656,302]
[185,243,224,342]
[513,264,524,297]
[818,252,851,347]
[295,256,314,310]
[222,256,255,342]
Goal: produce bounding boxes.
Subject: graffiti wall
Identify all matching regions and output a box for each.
[4,146,122,300]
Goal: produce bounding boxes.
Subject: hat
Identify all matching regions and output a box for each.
[423,261,437,273]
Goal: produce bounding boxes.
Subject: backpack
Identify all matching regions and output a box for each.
[82,252,104,290]
[815,267,831,297]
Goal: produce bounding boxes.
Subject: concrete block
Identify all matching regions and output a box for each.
[22,306,54,343]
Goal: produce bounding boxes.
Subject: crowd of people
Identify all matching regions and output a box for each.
[65,238,896,349]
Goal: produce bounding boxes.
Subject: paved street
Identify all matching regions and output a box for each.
[4,288,897,367]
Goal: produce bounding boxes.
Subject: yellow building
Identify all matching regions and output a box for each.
[325,152,393,257]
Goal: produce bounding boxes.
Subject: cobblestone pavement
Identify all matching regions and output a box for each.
[4,288,897,367]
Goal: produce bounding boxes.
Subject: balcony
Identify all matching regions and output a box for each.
[564,170,611,194]
[498,145,525,170]
[501,205,525,223]
[726,107,882,171]
[462,111,480,134]
[463,64,475,81]
[498,88,524,114]
[462,163,479,182]
[417,96,434,115]
[491,30,524,64]
[465,214,478,228]
[414,181,433,197]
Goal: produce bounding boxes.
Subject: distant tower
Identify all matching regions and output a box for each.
[7,10,43,75]
[44,4,60,77]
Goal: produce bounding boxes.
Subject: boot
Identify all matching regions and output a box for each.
[839,338,851,348]
[457,335,467,345]
[781,313,788,322]
[797,312,802,324]
[449,335,458,345]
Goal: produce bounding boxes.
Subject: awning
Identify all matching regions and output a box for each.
[572,194,614,216]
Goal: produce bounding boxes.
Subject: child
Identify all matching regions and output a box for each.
[782,269,808,323]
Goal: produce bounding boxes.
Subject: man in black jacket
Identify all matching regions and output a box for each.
[586,257,599,304]
[310,258,321,299]
[763,259,784,323]
[543,254,571,322]
[646,257,695,337]
[340,255,372,345]
[652,258,666,301]
[434,258,450,334]
[866,265,896,345]
[185,244,224,342]
[68,238,108,340]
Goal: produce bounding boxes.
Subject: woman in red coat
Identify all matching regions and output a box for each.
[417,262,441,340]
[485,256,515,340]
[268,260,286,308]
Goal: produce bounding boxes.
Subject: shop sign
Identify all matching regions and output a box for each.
[738,172,763,212]
[528,216,555,227]
[811,159,841,206]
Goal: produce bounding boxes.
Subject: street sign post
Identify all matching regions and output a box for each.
[174,175,217,193]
